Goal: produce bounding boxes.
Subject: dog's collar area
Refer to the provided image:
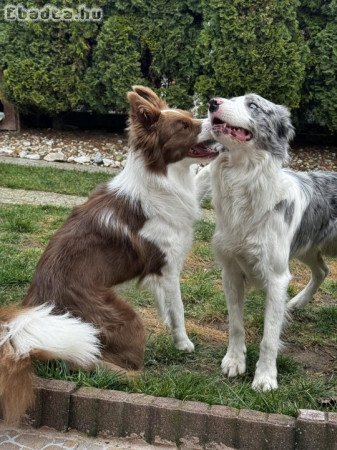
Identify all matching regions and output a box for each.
[212,117,253,142]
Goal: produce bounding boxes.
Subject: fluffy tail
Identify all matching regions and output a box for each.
[0,304,101,424]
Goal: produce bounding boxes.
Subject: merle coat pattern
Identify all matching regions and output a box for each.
[196,93,337,391]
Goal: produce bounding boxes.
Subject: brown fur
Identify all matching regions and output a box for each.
[22,185,157,370]
[1,86,205,424]
[0,324,34,425]
[0,307,72,425]
[127,89,202,174]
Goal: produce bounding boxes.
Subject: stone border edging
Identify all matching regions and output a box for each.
[3,378,334,450]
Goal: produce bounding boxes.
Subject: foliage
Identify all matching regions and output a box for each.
[110,0,202,109]
[298,0,337,132]
[83,15,145,112]
[0,0,336,131]
[0,0,105,114]
[194,0,308,114]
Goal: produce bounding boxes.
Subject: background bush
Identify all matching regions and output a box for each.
[195,0,308,114]
[0,0,105,114]
[0,0,336,132]
[298,0,337,132]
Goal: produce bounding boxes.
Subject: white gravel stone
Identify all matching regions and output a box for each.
[94,152,103,164]
[25,153,41,160]
[44,152,66,162]
[74,155,91,164]
[0,147,14,156]
[103,158,113,167]
[19,150,28,158]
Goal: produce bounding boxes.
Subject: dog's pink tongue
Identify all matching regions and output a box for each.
[235,128,249,141]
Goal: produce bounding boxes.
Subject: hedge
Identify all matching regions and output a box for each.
[0,0,336,132]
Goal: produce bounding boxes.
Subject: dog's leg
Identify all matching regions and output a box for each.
[221,261,247,377]
[287,251,329,310]
[151,275,194,352]
[252,271,290,391]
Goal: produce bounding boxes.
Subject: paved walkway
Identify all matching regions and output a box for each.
[0,423,174,449]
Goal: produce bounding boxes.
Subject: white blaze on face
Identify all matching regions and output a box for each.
[210,96,253,146]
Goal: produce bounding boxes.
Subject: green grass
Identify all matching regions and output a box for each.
[34,337,336,417]
[0,205,70,304]
[201,196,213,210]
[1,203,336,417]
[0,163,112,196]
[194,219,215,241]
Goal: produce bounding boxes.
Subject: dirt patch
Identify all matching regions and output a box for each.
[284,345,337,375]
[140,301,336,376]
[140,307,229,343]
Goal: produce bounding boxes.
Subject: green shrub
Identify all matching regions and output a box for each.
[195,0,308,114]
[1,0,336,132]
[111,0,202,109]
[0,0,105,114]
[83,15,146,112]
[298,0,337,132]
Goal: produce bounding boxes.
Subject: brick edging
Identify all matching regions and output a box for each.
[5,378,337,449]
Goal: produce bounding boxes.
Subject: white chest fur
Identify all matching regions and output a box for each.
[210,154,304,279]
[110,153,200,270]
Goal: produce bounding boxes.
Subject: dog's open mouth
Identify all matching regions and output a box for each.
[188,142,219,158]
[212,117,253,142]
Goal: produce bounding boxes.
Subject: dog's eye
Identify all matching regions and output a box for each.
[180,121,189,129]
[249,102,258,110]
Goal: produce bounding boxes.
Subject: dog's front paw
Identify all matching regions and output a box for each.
[221,352,246,377]
[252,372,278,391]
[175,337,195,353]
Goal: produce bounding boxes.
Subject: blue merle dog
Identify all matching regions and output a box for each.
[196,93,337,391]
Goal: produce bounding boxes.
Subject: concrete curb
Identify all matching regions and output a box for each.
[3,378,335,450]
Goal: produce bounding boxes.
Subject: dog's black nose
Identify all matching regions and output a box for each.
[208,98,223,113]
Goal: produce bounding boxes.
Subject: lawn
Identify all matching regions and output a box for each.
[0,196,336,417]
[0,163,112,196]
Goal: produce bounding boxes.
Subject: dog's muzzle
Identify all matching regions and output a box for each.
[208,98,223,113]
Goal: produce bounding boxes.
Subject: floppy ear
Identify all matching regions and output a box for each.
[132,85,168,109]
[127,91,161,129]
[276,105,295,143]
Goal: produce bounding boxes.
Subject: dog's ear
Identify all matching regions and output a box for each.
[276,105,295,143]
[127,91,161,129]
[132,85,168,109]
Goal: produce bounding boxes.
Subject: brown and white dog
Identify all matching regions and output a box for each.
[0,86,217,423]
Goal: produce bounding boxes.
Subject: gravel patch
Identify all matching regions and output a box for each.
[0,129,129,168]
[1,129,337,171]
[291,145,337,171]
